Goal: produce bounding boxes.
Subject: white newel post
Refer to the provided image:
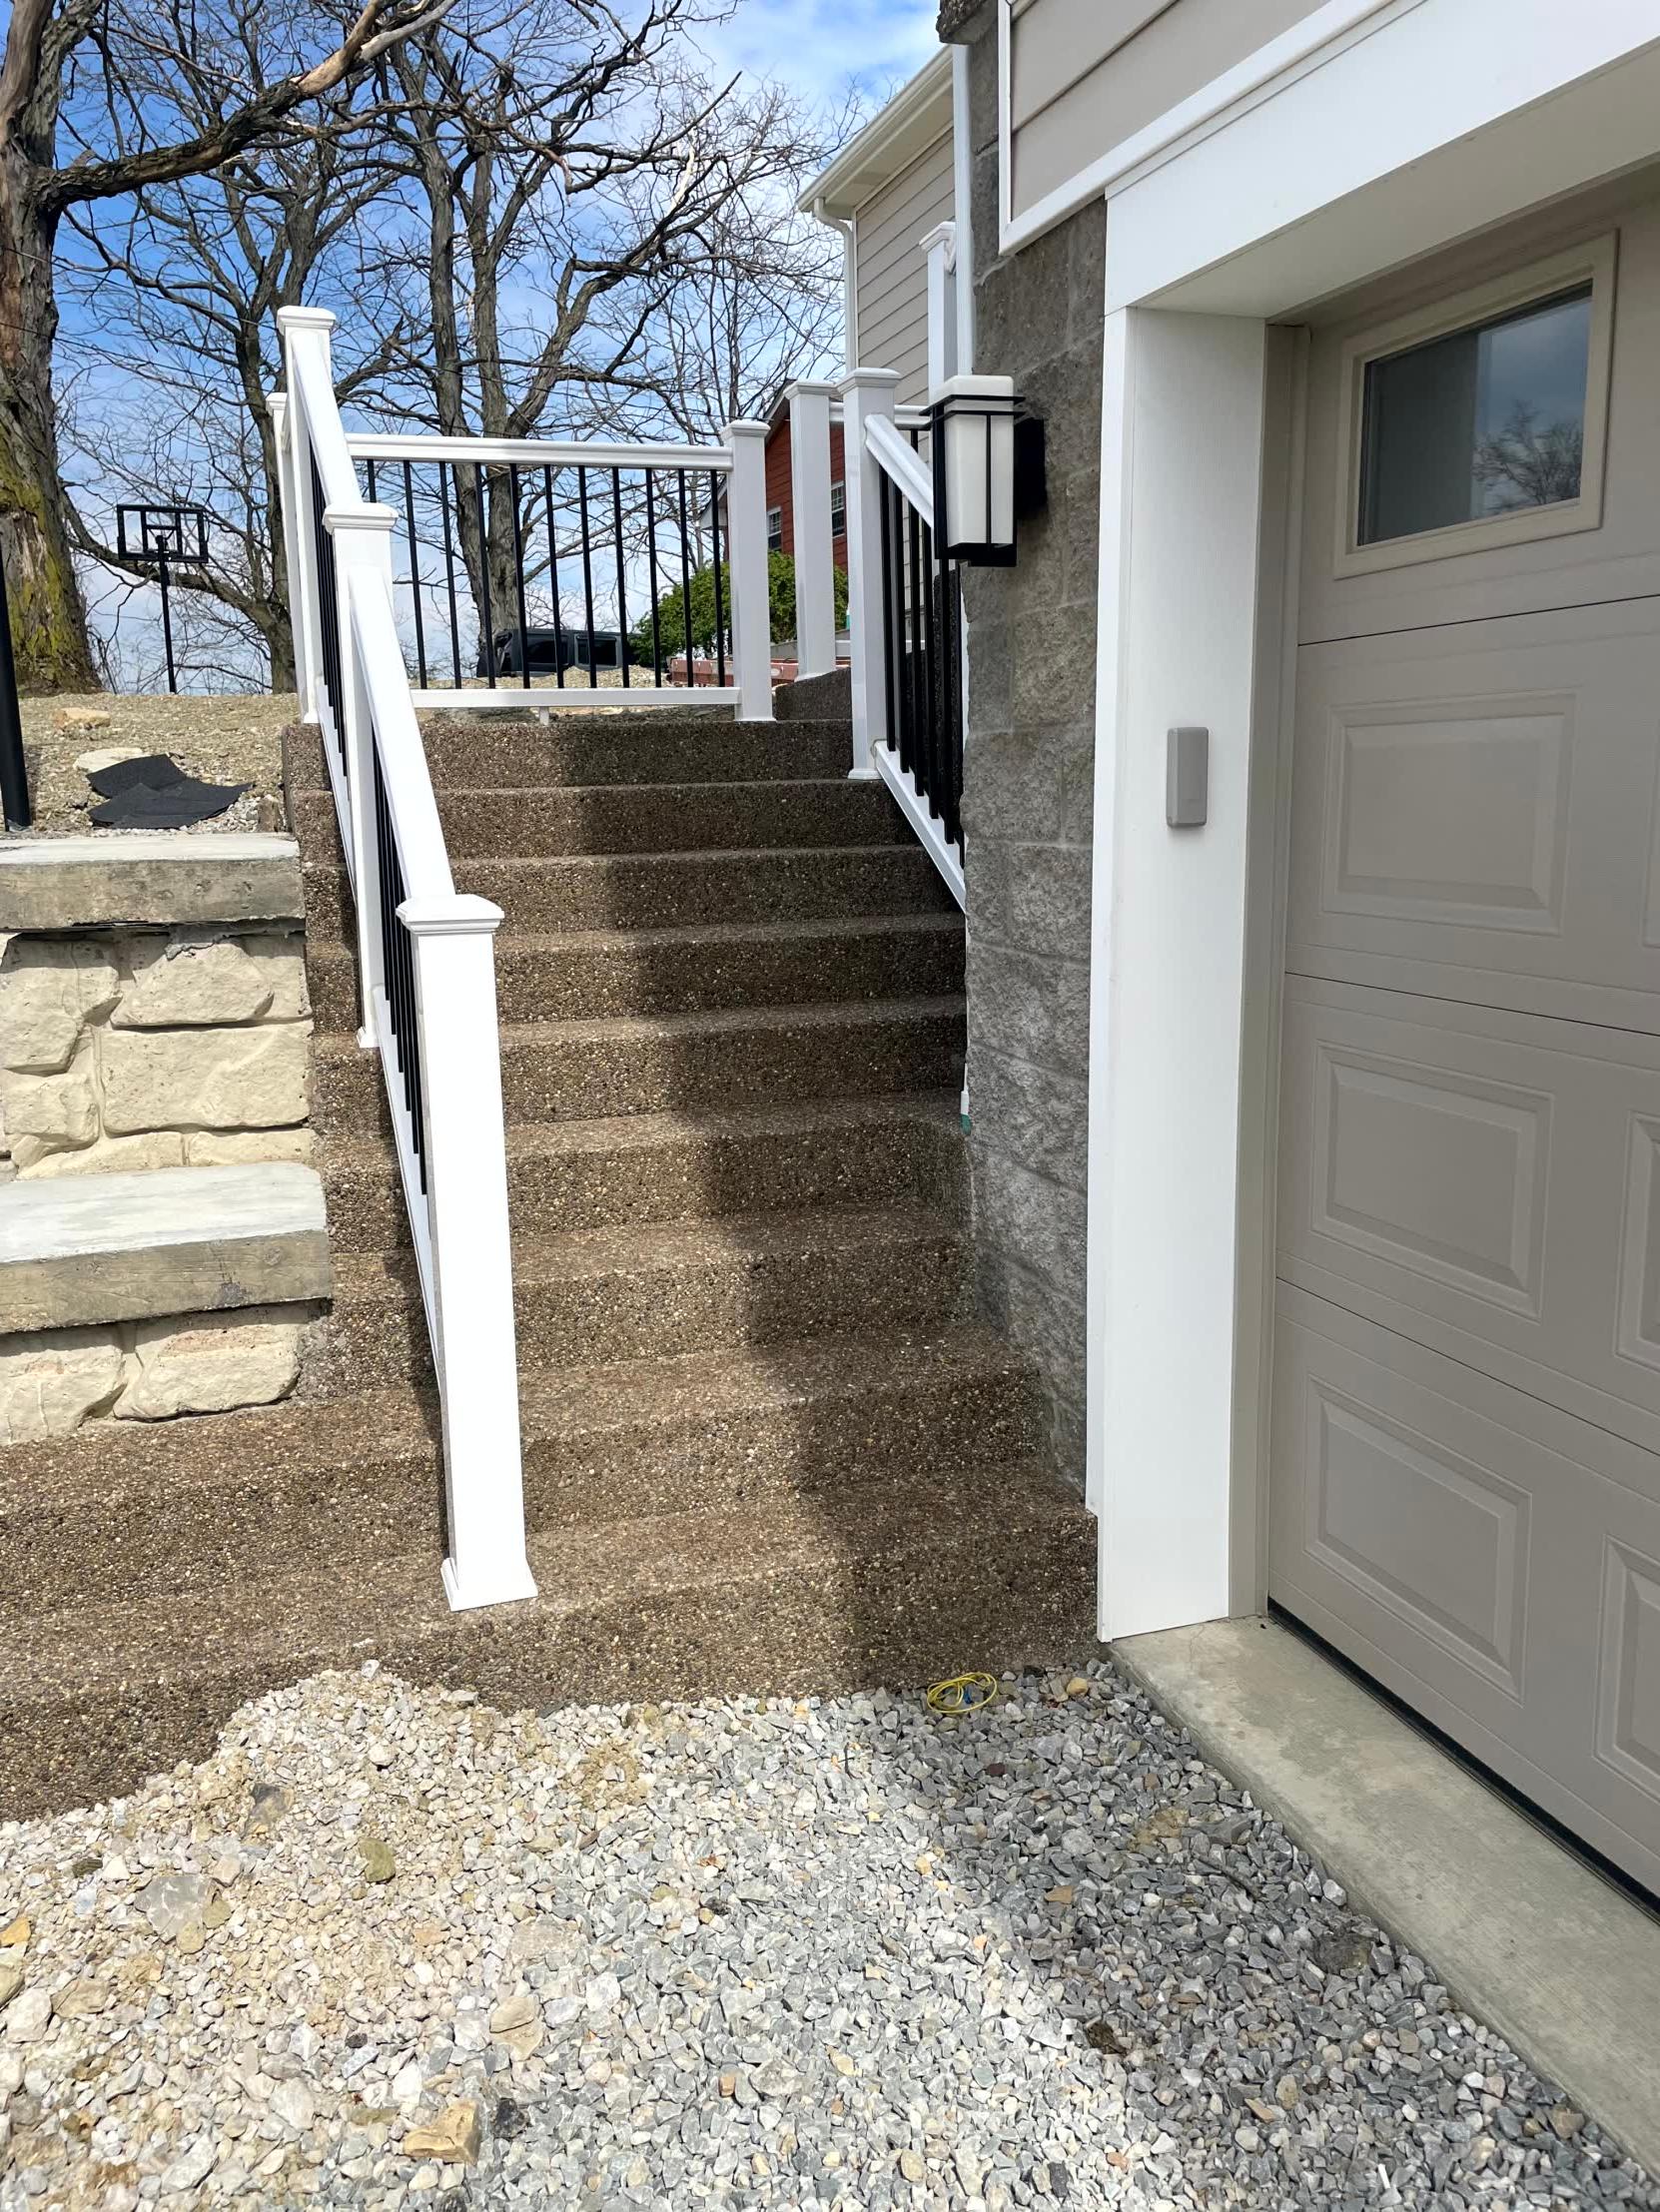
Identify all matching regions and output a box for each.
[839,369,901,779]
[786,380,838,677]
[403,892,537,1613]
[921,222,959,392]
[267,392,308,715]
[275,307,339,725]
[326,503,398,1041]
[721,418,775,721]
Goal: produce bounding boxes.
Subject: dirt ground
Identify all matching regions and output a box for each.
[16,693,298,836]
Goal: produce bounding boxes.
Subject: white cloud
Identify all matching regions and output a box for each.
[703,0,939,108]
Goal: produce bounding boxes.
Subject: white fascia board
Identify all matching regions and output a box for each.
[1105,0,1660,315]
[998,0,1410,257]
[800,51,955,221]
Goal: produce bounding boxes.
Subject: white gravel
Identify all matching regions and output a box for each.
[0,1659,1653,2210]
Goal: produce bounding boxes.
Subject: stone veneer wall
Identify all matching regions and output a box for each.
[0,920,318,1441]
[0,925,312,1179]
[948,1,1105,1485]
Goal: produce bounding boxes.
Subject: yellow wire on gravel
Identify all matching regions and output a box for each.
[925,1671,1000,1717]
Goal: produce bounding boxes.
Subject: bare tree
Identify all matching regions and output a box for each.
[58,23,407,691]
[0,0,447,690]
[373,2,838,630]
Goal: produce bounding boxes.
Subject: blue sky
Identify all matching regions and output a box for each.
[705,0,940,112]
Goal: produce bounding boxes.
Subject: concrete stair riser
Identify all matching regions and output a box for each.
[305,914,965,1034]
[320,1101,960,1251]
[1,1478,1095,1822]
[310,1002,967,1136]
[0,1332,1041,1612]
[301,844,956,942]
[283,716,854,796]
[307,1211,974,1390]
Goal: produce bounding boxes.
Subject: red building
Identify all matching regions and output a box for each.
[760,394,848,570]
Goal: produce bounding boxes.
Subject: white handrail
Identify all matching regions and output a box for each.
[865,414,935,532]
[276,304,535,1614]
[346,431,736,472]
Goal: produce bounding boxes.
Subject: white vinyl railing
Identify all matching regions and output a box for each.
[791,368,966,909]
[277,305,535,1612]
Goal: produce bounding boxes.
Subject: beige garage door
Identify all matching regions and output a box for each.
[1269,193,1660,1893]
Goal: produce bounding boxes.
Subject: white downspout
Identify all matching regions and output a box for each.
[815,201,858,374]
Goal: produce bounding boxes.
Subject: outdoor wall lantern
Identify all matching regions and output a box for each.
[931,372,1045,566]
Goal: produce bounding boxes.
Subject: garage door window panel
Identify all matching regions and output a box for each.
[1333,238,1616,579]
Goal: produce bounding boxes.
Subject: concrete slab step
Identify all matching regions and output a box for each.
[306,911,964,1034]
[301,844,957,940]
[1,1458,1095,1820]
[293,779,903,863]
[308,1204,972,1388]
[1,1326,1040,1614]
[0,1161,330,1333]
[320,1095,963,1250]
[283,715,854,796]
[310,998,966,1136]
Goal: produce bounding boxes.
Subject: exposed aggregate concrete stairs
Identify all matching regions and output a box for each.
[1,703,1093,1817]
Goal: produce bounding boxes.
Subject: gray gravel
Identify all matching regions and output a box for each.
[1,1658,1654,2209]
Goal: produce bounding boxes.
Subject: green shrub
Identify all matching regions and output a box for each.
[630,552,849,664]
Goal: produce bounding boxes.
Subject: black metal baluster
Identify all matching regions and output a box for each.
[309,453,345,763]
[576,465,599,689]
[880,478,902,769]
[402,459,428,689]
[907,493,925,800]
[439,463,462,687]
[474,463,496,687]
[543,466,566,689]
[675,470,694,686]
[366,458,377,501]
[920,513,939,820]
[709,470,726,689]
[508,464,532,689]
[611,468,630,689]
[644,469,663,686]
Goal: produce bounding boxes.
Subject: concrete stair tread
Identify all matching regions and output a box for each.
[2,1322,1025,1512]
[328,1202,959,1306]
[0,1161,330,1333]
[315,993,965,1064]
[285,715,856,797]
[514,1322,1034,1438]
[3,1463,1092,1706]
[321,1090,959,1175]
[310,909,962,969]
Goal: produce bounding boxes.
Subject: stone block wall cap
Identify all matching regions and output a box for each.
[276,306,338,332]
[0,835,303,928]
[0,834,299,867]
[937,0,991,39]
[0,1159,326,1263]
[397,893,505,938]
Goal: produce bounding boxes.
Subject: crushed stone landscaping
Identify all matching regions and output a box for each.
[0,1658,1653,2210]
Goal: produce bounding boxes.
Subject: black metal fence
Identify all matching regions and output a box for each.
[357,453,729,694]
[877,419,964,858]
[0,541,30,830]
[371,745,426,1195]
